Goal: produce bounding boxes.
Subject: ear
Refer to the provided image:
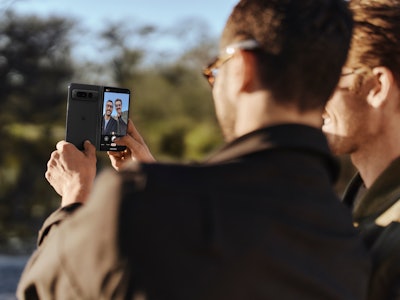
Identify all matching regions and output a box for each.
[229,50,258,92]
[367,67,394,108]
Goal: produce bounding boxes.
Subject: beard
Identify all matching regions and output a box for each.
[324,132,359,156]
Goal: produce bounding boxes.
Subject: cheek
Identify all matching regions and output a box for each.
[212,84,225,120]
[324,93,360,134]
[340,98,370,135]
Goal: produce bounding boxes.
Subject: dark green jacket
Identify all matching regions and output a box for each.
[343,157,400,300]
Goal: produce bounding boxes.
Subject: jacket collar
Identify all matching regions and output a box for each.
[343,156,400,221]
[205,124,339,183]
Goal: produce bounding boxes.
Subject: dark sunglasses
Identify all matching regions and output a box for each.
[202,39,260,88]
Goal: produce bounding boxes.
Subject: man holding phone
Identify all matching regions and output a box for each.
[17,0,371,299]
[102,99,118,135]
[115,98,128,135]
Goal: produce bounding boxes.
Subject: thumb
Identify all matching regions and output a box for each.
[83,140,97,158]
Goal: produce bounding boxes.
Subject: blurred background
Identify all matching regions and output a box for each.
[0,0,355,256]
[0,0,356,297]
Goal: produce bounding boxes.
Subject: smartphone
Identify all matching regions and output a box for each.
[65,83,131,151]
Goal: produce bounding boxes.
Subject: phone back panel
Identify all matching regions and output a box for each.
[65,83,101,150]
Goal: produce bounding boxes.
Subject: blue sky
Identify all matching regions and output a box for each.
[2,0,238,62]
[5,0,237,31]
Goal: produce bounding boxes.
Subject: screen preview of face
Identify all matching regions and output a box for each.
[100,87,130,151]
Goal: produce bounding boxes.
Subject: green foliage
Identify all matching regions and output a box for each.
[0,9,356,254]
[127,64,223,162]
[0,12,75,251]
[0,11,74,124]
[0,10,223,252]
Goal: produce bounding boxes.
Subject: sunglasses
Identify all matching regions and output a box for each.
[202,39,260,88]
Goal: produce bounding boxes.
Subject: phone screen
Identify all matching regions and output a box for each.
[100,86,130,151]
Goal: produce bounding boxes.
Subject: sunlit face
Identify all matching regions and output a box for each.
[322,68,378,155]
[212,59,237,142]
[115,100,122,116]
[106,101,113,116]
[207,39,259,142]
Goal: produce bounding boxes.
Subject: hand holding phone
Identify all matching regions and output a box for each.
[108,119,156,171]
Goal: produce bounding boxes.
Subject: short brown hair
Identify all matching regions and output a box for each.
[348,0,400,83]
[221,0,353,111]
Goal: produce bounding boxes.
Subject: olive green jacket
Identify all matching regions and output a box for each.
[343,157,400,300]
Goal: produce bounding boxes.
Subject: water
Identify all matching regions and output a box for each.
[0,255,29,300]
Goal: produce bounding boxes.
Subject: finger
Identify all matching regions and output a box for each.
[107,150,125,158]
[50,149,60,160]
[108,149,128,161]
[45,151,59,183]
[115,135,143,157]
[83,140,96,159]
[55,140,68,151]
[108,154,118,167]
[45,169,51,182]
[127,119,145,143]
[47,151,59,169]
[113,119,155,162]
[113,119,142,147]
[108,154,125,171]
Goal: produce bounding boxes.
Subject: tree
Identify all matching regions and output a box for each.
[98,19,223,162]
[0,11,74,123]
[0,11,75,251]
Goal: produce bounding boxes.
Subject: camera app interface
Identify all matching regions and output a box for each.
[100,88,130,151]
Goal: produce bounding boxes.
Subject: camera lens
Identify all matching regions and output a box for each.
[77,91,87,97]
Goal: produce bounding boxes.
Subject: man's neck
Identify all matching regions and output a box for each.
[235,91,323,138]
[351,136,400,188]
